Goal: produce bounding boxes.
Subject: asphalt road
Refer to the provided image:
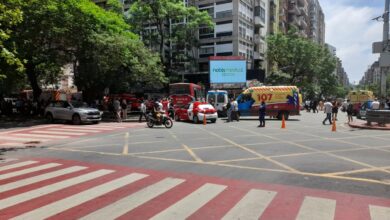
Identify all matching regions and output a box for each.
[2,111,390,199]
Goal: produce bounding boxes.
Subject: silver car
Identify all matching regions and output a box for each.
[45,101,101,125]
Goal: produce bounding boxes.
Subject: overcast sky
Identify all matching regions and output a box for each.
[321,0,384,84]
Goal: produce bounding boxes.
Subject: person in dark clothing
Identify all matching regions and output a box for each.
[258,101,266,127]
[311,100,318,113]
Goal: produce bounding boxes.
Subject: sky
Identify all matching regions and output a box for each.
[320,0,384,84]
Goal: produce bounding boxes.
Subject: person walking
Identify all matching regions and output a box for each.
[138,101,147,122]
[232,99,239,121]
[121,99,127,120]
[346,99,353,123]
[258,101,266,127]
[332,101,339,121]
[113,99,122,123]
[322,99,333,125]
[226,99,232,122]
[371,98,380,110]
[311,100,318,113]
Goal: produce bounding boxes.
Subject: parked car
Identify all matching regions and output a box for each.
[174,101,217,123]
[45,101,101,125]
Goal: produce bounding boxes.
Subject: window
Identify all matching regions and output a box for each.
[216,10,232,18]
[217,94,225,103]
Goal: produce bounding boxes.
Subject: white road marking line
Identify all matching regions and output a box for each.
[369,205,390,220]
[0,136,49,142]
[296,196,336,220]
[0,161,37,172]
[0,163,62,180]
[0,142,25,147]
[0,166,87,193]
[222,189,277,220]
[12,173,148,220]
[49,128,100,133]
[150,183,227,220]
[81,177,185,220]
[60,126,114,131]
[13,133,69,139]
[0,125,59,134]
[30,130,86,136]
[0,169,114,210]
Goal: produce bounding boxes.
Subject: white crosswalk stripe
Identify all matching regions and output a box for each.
[0,161,37,172]
[0,166,87,193]
[81,177,185,220]
[49,128,100,133]
[0,163,62,180]
[12,173,148,220]
[222,189,277,220]
[0,169,114,210]
[62,126,114,131]
[30,130,87,136]
[13,133,69,139]
[296,196,336,220]
[369,205,390,220]
[0,158,18,164]
[0,136,49,142]
[150,183,227,220]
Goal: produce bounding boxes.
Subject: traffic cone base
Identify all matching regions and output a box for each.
[281,114,286,129]
[332,119,336,132]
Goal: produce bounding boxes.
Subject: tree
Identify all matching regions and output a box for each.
[0,0,24,87]
[6,0,165,101]
[267,30,337,98]
[129,0,213,78]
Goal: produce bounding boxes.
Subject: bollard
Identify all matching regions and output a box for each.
[281,114,286,129]
[203,114,207,125]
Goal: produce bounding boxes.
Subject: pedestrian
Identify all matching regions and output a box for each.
[121,99,127,120]
[311,100,318,113]
[113,98,122,123]
[226,99,232,122]
[371,98,380,110]
[322,99,333,125]
[332,101,339,121]
[232,98,239,121]
[258,101,266,127]
[139,101,147,123]
[346,99,353,123]
[319,99,324,111]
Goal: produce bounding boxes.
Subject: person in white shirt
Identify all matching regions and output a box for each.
[371,98,380,110]
[138,101,147,122]
[322,99,333,125]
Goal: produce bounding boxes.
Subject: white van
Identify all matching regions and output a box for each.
[206,90,228,117]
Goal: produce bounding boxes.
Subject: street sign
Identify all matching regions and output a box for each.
[379,52,390,67]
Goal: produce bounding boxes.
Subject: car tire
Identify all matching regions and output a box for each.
[193,115,199,124]
[175,114,180,121]
[211,119,216,123]
[72,114,81,125]
[92,121,99,124]
[46,113,54,123]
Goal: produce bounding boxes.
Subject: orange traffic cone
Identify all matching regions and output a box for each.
[203,114,207,125]
[332,118,336,132]
[281,114,286,129]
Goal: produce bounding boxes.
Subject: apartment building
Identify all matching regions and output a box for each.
[360,61,380,86]
[308,0,325,45]
[279,0,309,37]
[192,0,268,84]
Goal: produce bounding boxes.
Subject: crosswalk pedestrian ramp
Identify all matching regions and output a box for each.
[0,159,389,220]
[0,123,139,148]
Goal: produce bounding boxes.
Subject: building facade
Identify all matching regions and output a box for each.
[360,61,380,86]
[308,0,325,45]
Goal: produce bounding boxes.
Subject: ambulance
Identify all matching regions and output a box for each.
[346,90,374,115]
[236,86,301,120]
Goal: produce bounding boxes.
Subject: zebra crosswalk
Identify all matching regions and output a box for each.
[0,123,141,148]
[0,158,389,220]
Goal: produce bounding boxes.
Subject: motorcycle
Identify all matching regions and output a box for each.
[146,112,173,128]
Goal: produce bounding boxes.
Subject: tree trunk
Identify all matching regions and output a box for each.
[26,62,42,102]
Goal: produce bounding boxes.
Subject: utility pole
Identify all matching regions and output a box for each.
[381,0,389,97]
[373,0,390,97]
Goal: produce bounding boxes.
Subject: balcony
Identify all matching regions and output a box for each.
[288,3,300,15]
[289,15,300,27]
[254,16,265,27]
[299,18,308,28]
[254,52,264,60]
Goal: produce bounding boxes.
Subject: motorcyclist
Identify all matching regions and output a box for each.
[152,99,164,123]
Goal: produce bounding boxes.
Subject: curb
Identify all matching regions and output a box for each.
[348,122,390,130]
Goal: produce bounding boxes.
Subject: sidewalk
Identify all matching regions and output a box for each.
[348,119,390,130]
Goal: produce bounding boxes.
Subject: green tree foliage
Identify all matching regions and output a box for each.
[4,0,165,100]
[267,30,337,98]
[0,0,25,85]
[129,0,213,78]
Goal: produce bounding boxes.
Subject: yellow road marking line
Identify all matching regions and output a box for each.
[324,166,390,176]
[211,157,261,163]
[47,147,390,185]
[198,127,299,173]
[182,144,204,162]
[131,148,185,155]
